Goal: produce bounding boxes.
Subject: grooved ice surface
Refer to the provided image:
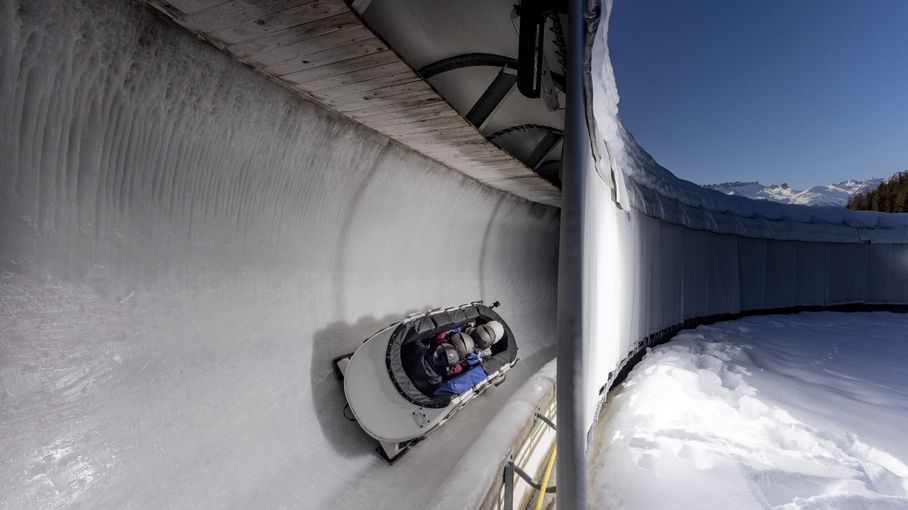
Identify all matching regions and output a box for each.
[0,1,558,508]
[590,313,908,510]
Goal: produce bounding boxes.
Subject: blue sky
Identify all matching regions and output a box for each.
[609,0,908,189]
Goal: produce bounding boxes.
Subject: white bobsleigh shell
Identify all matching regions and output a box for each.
[344,327,448,444]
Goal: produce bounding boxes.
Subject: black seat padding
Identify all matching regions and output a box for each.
[450,308,467,324]
[387,304,518,408]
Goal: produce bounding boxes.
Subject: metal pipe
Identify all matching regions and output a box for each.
[556,0,595,507]
[512,463,558,493]
[504,455,515,510]
[534,445,558,510]
[534,411,557,430]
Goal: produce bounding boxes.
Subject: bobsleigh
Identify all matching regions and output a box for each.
[333,301,518,462]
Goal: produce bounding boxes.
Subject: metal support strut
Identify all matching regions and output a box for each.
[500,411,558,509]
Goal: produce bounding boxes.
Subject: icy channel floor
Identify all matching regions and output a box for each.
[590,312,908,510]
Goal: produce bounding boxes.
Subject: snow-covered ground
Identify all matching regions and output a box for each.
[704,179,884,207]
[590,312,908,510]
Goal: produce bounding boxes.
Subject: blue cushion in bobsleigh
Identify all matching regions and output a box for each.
[433,354,488,398]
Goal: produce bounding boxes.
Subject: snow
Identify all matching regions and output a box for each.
[704,179,885,207]
[590,312,908,510]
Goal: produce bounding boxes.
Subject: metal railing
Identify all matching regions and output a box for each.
[482,388,557,510]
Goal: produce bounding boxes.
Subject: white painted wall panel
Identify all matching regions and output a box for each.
[738,237,767,310]
[794,242,829,305]
[827,244,869,304]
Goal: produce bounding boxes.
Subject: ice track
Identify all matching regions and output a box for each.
[0,1,559,508]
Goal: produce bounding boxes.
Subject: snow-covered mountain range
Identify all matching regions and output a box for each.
[703,178,884,207]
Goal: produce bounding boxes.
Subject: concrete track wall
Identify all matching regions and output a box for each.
[0,1,559,508]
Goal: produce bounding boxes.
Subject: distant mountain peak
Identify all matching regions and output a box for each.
[703,178,883,207]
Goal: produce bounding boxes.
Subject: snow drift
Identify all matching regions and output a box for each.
[591,312,908,510]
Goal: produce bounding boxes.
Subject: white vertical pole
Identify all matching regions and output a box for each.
[556,0,596,507]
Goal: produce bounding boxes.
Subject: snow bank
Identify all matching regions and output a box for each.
[590,312,908,509]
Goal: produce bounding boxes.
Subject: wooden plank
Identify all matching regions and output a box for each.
[298,61,414,91]
[367,119,463,137]
[446,148,515,161]
[355,80,434,101]
[467,155,521,165]
[362,108,460,129]
[388,136,480,151]
[391,136,477,151]
[207,0,349,45]
[461,155,522,166]
[180,0,309,32]
[418,151,499,167]
[400,130,481,145]
[338,98,450,119]
[394,114,470,130]
[317,80,430,110]
[384,118,469,136]
[330,89,442,113]
[278,50,399,82]
[309,74,422,101]
[228,13,366,63]
[343,100,452,123]
[394,127,479,141]
[262,39,389,76]
[468,144,514,157]
[296,60,412,88]
[401,124,480,139]
[152,0,230,16]
[320,80,434,110]
[419,146,475,158]
[253,24,373,67]
[437,149,514,163]
[357,111,460,132]
[338,95,444,115]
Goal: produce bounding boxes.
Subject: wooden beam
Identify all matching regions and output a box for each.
[208,1,349,45]
[144,0,560,206]
[279,50,399,82]
[262,39,389,76]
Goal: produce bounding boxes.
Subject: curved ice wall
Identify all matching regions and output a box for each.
[0,1,559,507]
[583,0,908,438]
